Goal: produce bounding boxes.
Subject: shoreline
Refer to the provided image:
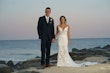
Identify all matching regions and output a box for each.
[0,45,110,73]
[0,38,110,41]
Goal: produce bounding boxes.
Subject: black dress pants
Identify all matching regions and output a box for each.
[41,35,51,65]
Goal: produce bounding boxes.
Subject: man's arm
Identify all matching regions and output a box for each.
[52,19,55,39]
[51,19,55,42]
[37,17,42,39]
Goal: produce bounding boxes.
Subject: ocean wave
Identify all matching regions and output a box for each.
[0,57,28,64]
[9,53,35,55]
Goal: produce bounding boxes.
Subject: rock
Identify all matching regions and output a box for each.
[15,71,40,73]
[50,60,57,64]
[0,64,14,73]
[72,48,79,52]
[92,46,102,49]
[79,48,87,52]
[22,59,40,68]
[17,71,30,73]
[50,53,58,60]
[15,59,40,69]
[31,71,40,73]
[102,45,110,50]
[101,61,108,64]
[36,56,41,58]
[72,45,110,58]
[7,60,15,68]
[69,52,87,60]
[0,61,6,64]
[107,58,110,61]
[15,62,24,70]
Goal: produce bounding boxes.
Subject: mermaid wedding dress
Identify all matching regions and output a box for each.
[57,26,97,67]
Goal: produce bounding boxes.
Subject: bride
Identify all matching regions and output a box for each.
[55,16,97,67]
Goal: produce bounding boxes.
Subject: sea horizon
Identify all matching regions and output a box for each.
[0,37,110,41]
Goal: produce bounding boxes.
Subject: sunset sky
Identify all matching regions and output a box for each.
[0,0,110,40]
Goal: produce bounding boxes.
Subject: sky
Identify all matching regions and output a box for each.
[0,0,110,40]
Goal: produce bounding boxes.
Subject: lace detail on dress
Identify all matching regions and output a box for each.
[57,26,97,67]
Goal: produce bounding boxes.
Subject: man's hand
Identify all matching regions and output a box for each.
[52,38,55,43]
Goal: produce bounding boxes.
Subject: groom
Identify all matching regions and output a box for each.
[37,7,55,69]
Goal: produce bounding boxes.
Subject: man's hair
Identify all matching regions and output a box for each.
[45,7,51,11]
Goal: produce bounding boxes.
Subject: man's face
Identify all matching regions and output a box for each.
[45,9,51,17]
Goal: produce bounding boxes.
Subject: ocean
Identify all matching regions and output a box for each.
[0,38,110,63]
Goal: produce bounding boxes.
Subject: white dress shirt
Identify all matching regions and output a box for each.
[45,15,49,23]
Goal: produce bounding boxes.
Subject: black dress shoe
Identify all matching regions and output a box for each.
[41,65,46,69]
[46,64,53,67]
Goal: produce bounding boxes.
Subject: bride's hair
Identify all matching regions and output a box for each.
[60,16,67,24]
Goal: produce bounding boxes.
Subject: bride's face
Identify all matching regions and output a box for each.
[60,17,66,24]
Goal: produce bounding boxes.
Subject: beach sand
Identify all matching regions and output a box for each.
[13,56,110,73]
[13,63,110,73]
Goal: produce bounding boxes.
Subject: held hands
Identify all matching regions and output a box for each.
[52,38,55,43]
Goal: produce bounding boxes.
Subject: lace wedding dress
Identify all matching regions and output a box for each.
[57,26,97,67]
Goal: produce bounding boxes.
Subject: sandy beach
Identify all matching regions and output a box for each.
[13,63,110,73]
[12,56,110,73]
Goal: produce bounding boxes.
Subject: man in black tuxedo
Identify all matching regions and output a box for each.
[37,7,55,69]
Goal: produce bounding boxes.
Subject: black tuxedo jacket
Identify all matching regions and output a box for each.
[37,16,55,39]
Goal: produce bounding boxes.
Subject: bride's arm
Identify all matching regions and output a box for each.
[55,25,59,38]
[68,25,70,45]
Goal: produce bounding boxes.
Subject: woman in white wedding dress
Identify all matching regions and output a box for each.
[55,16,97,67]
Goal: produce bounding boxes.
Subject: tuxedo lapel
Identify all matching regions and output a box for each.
[48,17,51,23]
[43,16,48,24]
